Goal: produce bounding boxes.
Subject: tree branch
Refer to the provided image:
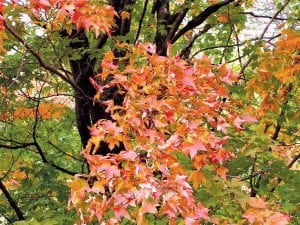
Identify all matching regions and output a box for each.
[272,84,292,140]
[288,152,300,168]
[0,142,35,149]
[167,8,189,42]
[0,179,25,221]
[240,0,291,74]
[191,33,281,58]
[219,26,233,64]
[249,155,257,197]
[30,100,78,176]
[179,24,212,59]
[154,0,170,56]
[47,141,83,163]
[171,0,234,43]
[233,25,243,68]
[242,11,290,21]
[135,0,149,44]
[3,21,91,101]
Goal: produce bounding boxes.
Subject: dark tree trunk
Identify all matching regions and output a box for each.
[154,0,170,56]
[70,0,135,155]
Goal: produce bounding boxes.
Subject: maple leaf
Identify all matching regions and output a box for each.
[74,0,87,7]
[216,117,230,134]
[266,212,290,225]
[90,180,106,194]
[248,197,267,209]
[216,166,228,180]
[89,77,103,92]
[98,164,120,180]
[243,208,266,224]
[233,116,245,130]
[182,74,196,91]
[182,138,206,158]
[68,178,88,206]
[217,15,229,23]
[188,170,206,188]
[140,201,158,214]
[113,206,130,221]
[161,198,178,218]
[193,205,209,220]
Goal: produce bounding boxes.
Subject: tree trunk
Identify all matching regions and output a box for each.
[70,0,135,155]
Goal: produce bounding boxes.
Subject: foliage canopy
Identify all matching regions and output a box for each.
[0,0,299,224]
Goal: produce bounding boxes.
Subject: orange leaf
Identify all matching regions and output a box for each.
[188,170,206,188]
[217,15,229,23]
[248,197,267,209]
[216,166,228,180]
[121,11,131,20]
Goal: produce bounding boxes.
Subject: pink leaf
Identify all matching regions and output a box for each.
[241,115,258,123]
[233,116,245,130]
[113,206,130,221]
[140,202,158,214]
[266,212,290,225]
[220,75,233,85]
[183,139,206,158]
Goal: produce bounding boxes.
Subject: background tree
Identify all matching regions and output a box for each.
[0,0,299,224]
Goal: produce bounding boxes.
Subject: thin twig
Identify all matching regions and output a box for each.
[0,143,35,149]
[242,11,290,21]
[219,26,233,64]
[240,0,291,74]
[191,34,281,58]
[179,24,212,59]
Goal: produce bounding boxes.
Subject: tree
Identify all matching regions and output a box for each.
[0,0,299,224]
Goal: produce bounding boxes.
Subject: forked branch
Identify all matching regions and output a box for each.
[171,0,234,43]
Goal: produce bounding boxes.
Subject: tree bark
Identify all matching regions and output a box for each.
[70,0,134,154]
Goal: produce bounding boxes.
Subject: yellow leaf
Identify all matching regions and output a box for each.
[93,180,106,193]
[121,11,131,20]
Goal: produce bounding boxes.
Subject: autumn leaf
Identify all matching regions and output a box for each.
[217,15,229,23]
[216,166,228,180]
[121,11,131,20]
[247,197,267,209]
[182,138,206,159]
[188,170,206,188]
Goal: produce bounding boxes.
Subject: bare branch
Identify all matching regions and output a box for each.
[191,33,281,58]
[171,0,235,43]
[47,141,83,163]
[242,11,290,21]
[0,142,35,149]
[288,152,300,168]
[179,24,212,59]
[219,26,233,64]
[167,8,189,42]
